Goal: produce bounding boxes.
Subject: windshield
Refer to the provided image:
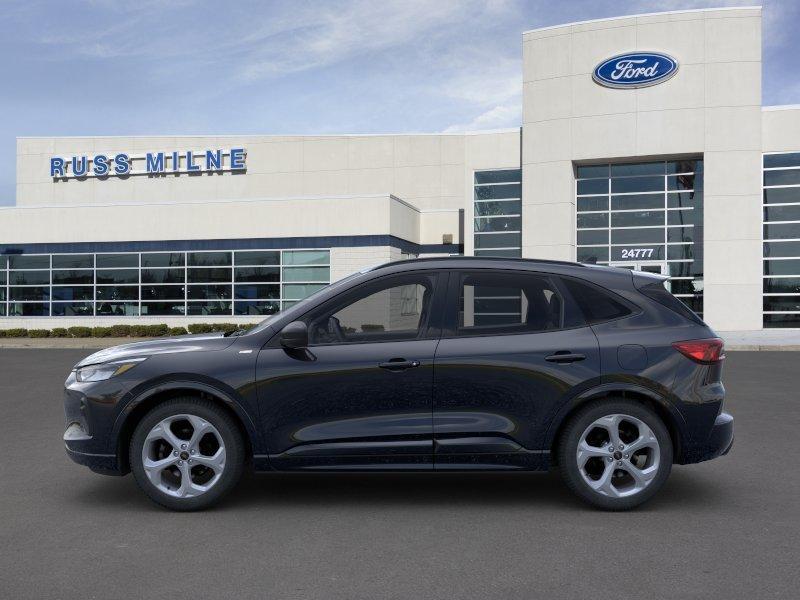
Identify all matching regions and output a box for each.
[244,271,365,336]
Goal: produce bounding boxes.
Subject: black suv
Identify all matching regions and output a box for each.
[63,257,733,511]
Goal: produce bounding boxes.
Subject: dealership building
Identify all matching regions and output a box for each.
[2,5,799,331]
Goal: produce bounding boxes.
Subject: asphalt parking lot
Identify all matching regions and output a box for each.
[1,349,798,599]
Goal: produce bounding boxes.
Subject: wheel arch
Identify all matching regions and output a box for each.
[113,380,260,475]
[546,384,686,466]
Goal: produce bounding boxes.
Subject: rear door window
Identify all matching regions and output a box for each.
[560,277,634,325]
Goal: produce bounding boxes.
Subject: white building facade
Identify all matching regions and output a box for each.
[2,6,799,331]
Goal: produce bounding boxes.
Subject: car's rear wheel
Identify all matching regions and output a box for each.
[557,399,673,510]
[130,398,245,511]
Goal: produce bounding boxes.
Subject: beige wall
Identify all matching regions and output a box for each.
[522,6,763,331]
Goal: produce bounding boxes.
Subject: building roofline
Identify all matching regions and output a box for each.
[763,104,800,112]
[522,5,761,36]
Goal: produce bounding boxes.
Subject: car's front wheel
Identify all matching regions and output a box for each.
[557,399,673,510]
[130,398,245,511]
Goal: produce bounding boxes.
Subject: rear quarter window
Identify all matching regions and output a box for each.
[638,280,706,325]
[560,277,633,325]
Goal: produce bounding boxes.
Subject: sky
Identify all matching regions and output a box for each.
[1,0,798,206]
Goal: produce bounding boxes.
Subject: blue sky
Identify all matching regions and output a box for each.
[1,0,798,206]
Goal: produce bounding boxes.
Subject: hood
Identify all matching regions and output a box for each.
[75,332,237,368]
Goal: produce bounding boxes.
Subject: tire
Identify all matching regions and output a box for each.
[557,398,673,510]
[130,397,246,511]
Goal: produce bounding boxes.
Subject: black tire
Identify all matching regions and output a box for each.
[130,397,246,511]
[557,398,673,511]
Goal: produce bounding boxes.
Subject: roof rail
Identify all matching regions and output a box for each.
[369,256,587,271]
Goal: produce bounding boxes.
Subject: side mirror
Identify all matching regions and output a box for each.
[280,321,308,349]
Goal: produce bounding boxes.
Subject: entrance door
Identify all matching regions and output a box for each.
[612,261,667,275]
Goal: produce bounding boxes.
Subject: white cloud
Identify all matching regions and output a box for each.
[443,103,521,132]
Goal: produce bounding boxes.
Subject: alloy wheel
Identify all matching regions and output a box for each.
[576,413,661,498]
[141,414,226,498]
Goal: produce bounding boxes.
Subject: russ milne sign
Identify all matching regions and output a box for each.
[593,52,678,89]
[50,148,246,179]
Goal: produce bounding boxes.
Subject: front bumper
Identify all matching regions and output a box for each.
[682,411,734,464]
[64,422,123,475]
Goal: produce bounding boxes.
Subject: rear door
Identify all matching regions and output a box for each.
[432,269,601,469]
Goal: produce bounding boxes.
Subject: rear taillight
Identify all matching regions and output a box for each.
[672,338,725,364]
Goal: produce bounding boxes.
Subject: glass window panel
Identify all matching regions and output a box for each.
[764,259,800,276]
[187,285,232,300]
[0,255,6,269]
[284,257,331,275]
[473,249,522,258]
[576,179,607,195]
[141,253,185,268]
[140,302,185,316]
[764,314,800,327]
[234,267,280,283]
[611,194,664,210]
[52,254,93,269]
[611,210,665,228]
[577,213,608,229]
[474,232,521,249]
[9,255,49,269]
[0,304,5,316]
[281,250,330,266]
[96,286,138,301]
[668,244,695,260]
[764,241,800,258]
[187,268,231,283]
[668,227,694,244]
[474,184,522,200]
[610,162,664,176]
[235,251,280,266]
[52,286,93,301]
[669,279,703,295]
[96,302,138,316]
[668,262,702,277]
[577,197,608,212]
[474,200,521,216]
[577,230,608,245]
[52,270,93,285]
[611,246,665,261]
[611,176,663,194]
[187,251,231,266]
[234,284,279,300]
[235,301,281,316]
[763,188,800,204]
[10,287,49,301]
[576,164,609,179]
[0,288,5,301]
[474,170,521,184]
[52,302,94,316]
[577,246,609,263]
[668,209,701,226]
[95,269,138,284]
[141,285,185,300]
[667,191,702,209]
[96,254,137,268]
[764,205,800,222]
[667,174,700,191]
[764,169,800,187]
[283,283,327,300]
[764,153,800,168]
[764,223,800,240]
[611,228,665,244]
[142,268,185,284]
[763,278,800,294]
[8,302,48,316]
[9,271,50,285]
[0,271,5,285]
[187,301,232,316]
[763,296,800,312]
[474,216,521,233]
[667,160,702,174]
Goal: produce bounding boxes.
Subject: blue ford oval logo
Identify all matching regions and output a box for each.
[593,52,678,89]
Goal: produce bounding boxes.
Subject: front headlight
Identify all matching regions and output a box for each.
[75,358,147,383]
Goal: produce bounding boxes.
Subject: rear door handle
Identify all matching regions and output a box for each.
[545,352,586,363]
[379,359,421,371]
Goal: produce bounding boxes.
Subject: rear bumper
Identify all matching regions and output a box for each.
[681,411,734,464]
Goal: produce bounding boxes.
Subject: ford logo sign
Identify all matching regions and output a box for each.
[593,52,678,89]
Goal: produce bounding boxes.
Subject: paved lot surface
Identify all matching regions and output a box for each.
[1,350,798,599]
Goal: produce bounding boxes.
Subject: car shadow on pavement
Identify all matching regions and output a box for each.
[67,466,729,513]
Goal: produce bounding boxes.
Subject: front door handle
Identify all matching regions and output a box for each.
[379,359,421,371]
[545,352,586,363]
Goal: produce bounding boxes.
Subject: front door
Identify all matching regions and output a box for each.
[432,270,602,469]
[256,271,445,470]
